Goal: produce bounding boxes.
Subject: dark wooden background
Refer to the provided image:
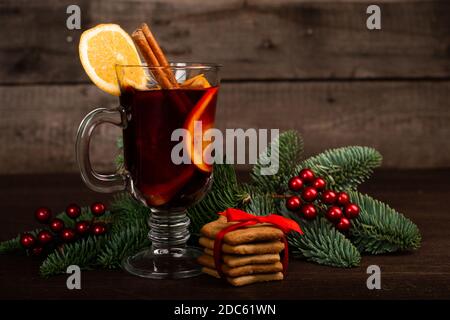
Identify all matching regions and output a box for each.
[1,1,450,300]
[0,0,449,174]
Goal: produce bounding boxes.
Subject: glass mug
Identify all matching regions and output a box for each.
[76,63,220,279]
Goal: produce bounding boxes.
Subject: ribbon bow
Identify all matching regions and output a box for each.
[213,208,303,279]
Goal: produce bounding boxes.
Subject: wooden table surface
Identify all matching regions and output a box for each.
[0,169,449,300]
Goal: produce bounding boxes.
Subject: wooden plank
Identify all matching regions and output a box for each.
[0,0,449,83]
[0,85,120,174]
[0,81,449,174]
[219,81,450,169]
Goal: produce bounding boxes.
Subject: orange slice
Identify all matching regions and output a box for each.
[180,74,211,89]
[184,87,218,172]
[79,24,146,96]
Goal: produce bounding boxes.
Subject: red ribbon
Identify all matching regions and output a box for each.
[213,208,303,279]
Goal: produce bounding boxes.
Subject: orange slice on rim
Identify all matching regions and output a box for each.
[79,24,146,96]
[180,74,211,89]
[184,87,218,173]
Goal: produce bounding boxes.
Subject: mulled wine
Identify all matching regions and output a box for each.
[76,20,221,278]
[120,86,218,209]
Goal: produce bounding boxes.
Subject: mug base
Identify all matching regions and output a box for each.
[122,246,203,279]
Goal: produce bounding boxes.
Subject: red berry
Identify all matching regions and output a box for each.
[34,207,52,223]
[326,206,343,222]
[32,246,44,256]
[37,230,53,245]
[60,228,76,242]
[75,221,90,235]
[345,203,360,219]
[337,192,350,206]
[299,169,315,183]
[91,202,106,216]
[302,187,318,202]
[49,218,64,232]
[91,223,107,236]
[322,190,337,204]
[288,176,303,191]
[286,196,302,211]
[20,233,36,248]
[312,178,326,191]
[301,204,317,220]
[65,203,81,219]
[336,217,351,231]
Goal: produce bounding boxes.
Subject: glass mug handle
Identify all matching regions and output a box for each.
[76,107,128,193]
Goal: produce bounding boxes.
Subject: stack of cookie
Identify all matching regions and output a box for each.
[197,215,286,286]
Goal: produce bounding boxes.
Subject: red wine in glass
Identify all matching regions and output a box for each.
[121,86,218,209]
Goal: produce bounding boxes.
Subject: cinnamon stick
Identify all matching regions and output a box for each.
[140,23,178,87]
[131,23,190,114]
[131,29,174,89]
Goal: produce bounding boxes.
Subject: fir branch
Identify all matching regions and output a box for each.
[288,217,361,268]
[110,193,150,233]
[240,184,276,216]
[56,210,79,227]
[0,229,43,254]
[40,197,150,276]
[0,235,21,254]
[40,236,107,277]
[97,224,150,269]
[295,146,382,191]
[0,207,113,255]
[251,130,304,193]
[96,194,150,268]
[349,191,421,254]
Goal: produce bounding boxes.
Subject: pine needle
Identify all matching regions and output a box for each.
[0,235,21,254]
[297,146,382,191]
[40,236,107,277]
[97,224,150,269]
[349,191,421,254]
[251,130,304,192]
[289,217,361,267]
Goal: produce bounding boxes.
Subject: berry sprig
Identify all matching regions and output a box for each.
[286,168,360,231]
[19,202,108,256]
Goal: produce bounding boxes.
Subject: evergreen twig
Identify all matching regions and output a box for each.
[349,191,421,254]
[294,146,382,191]
[251,130,304,192]
[240,184,276,216]
[40,236,107,277]
[0,235,21,254]
[288,217,361,267]
[109,193,150,233]
[97,224,150,269]
[0,230,41,254]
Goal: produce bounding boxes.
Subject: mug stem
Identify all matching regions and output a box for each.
[122,209,203,279]
[149,209,190,250]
